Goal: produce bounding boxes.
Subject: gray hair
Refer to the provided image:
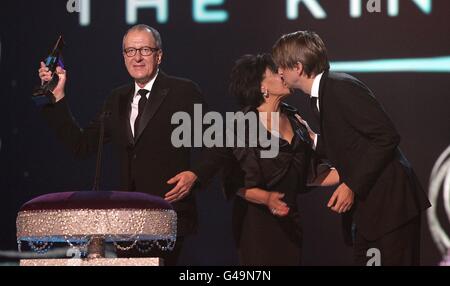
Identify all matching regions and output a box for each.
[122,24,163,50]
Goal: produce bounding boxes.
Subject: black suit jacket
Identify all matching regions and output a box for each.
[316,71,430,242]
[42,72,205,236]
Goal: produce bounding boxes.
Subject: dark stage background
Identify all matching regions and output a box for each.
[0,0,449,265]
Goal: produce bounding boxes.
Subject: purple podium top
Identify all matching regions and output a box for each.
[20,191,173,211]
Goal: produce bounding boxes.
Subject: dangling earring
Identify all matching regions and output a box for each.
[263,89,269,98]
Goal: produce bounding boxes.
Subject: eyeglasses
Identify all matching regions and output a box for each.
[123,46,159,57]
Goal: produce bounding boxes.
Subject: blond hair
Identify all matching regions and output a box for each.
[272,31,329,77]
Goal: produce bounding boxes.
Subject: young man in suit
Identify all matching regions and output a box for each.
[38,24,206,265]
[272,31,431,265]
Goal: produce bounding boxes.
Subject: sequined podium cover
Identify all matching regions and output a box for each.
[16,191,177,266]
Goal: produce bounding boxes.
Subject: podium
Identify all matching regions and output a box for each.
[19,258,162,266]
[16,191,177,266]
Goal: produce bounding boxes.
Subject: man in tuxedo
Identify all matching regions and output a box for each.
[38,24,206,265]
[272,31,431,265]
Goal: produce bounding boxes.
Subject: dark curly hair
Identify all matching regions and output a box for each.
[229,54,277,109]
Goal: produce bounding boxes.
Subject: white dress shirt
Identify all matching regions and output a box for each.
[130,71,159,137]
[310,72,323,111]
[310,72,324,149]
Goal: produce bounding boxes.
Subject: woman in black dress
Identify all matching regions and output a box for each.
[224,54,339,266]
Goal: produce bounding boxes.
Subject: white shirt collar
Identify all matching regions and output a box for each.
[310,72,324,99]
[134,70,159,99]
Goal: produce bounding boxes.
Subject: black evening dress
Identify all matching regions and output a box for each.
[223,102,318,266]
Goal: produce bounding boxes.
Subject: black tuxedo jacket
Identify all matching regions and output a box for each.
[42,72,205,236]
[316,71,430,241]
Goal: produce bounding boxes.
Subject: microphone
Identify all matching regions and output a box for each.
[92,107,111,191]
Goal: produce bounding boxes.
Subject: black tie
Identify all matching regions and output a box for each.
[309,96,320,120]
[134,89,149,137]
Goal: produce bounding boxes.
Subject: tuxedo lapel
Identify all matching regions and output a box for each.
[118,84,135,146]
[134,72,170,143]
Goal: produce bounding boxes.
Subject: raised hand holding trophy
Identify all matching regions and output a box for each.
[32,35,65,106]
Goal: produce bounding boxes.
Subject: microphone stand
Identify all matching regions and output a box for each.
[92,109,110,191]
[89,108,110,258]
